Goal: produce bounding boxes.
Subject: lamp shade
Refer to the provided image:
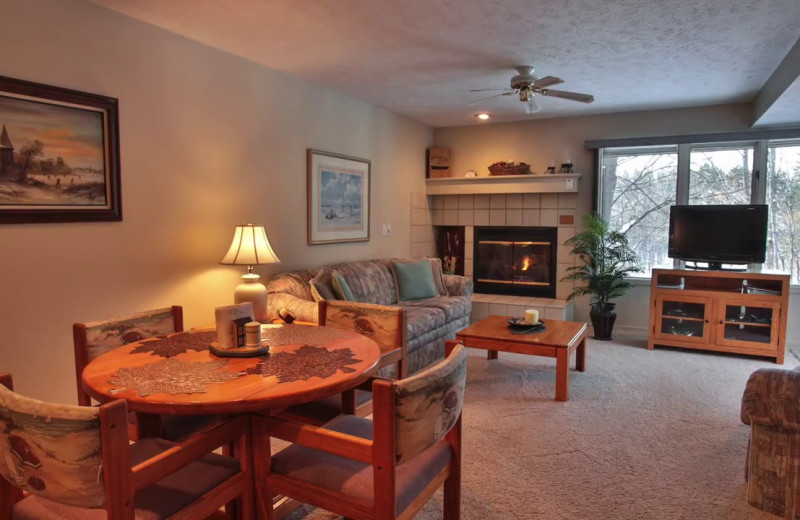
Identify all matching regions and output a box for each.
[220,224,281,266]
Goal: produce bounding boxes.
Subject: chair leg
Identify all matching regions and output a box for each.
[444,414,462,520]
[443,468,461,519]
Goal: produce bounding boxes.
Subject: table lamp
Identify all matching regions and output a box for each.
[220,223,281,322]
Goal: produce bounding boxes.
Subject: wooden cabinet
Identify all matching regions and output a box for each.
[648,269,790,363]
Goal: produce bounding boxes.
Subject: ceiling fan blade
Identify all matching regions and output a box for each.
[541,89,594,103]
[468,88,515,92]
[525,96,542,115]
[532,76,563,88]
[467,92,515,105]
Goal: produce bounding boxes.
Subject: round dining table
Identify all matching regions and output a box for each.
[82,324,381,416]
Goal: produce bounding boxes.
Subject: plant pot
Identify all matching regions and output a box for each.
[590,304,617,341]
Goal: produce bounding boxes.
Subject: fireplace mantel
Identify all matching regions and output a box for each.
[425,173,580,196]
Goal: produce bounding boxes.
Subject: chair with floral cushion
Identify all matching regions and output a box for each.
[741,366,800,518]
[73,306,218,440]
[254,340,466,519]
[0,372,253,520]
[279,300,408,425]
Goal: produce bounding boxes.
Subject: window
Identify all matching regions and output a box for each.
[766,141,800,284]
[598,137,800,284]
[600,147,677,276]
[689,146,753,205]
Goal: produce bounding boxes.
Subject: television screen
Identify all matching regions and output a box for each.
[668,205,768,265]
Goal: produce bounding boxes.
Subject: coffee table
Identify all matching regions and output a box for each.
[455,315,587,401]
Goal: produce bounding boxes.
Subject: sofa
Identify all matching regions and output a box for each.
[266,258,473,376]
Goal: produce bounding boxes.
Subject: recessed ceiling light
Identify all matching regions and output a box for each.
[475,113,491,120]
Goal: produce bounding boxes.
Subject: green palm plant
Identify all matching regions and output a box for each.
[562,213,641,339]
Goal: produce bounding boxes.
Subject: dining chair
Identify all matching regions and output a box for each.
[0,372,253,520]
[281,300,408,425]
[254,340,466,519]
[73,306,218,440]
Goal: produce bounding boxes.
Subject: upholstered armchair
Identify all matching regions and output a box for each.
[741,367,800,518]
[254,341,466,519]
[0,373,252,520]
[281,300,407,425]
[73,306,219,441]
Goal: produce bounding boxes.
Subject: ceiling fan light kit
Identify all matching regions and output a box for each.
[468,65,594,115]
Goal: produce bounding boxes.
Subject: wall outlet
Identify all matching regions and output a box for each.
[565,178,575,190]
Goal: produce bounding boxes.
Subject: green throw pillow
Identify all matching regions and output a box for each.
[393,260,438,301]
[331,271,355,301]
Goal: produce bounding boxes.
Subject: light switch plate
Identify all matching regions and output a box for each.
[565,179,575,190]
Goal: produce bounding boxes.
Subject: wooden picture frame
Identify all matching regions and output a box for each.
[0,76,121,224]
[307,149,370,245]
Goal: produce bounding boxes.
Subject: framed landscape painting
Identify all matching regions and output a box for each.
[0,76,121,224]
[307,149,370,245]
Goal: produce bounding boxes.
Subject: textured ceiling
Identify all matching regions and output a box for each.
[91,0,800,127]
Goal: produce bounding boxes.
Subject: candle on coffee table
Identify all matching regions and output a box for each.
[525,309,539,325]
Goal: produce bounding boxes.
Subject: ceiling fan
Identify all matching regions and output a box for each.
[469,66,594,114]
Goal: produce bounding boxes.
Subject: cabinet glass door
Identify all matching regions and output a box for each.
[655,296,712,344]
[717,300,779,349]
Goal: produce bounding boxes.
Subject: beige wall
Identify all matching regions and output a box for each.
[433,104,757,325]
[0,0,432,402]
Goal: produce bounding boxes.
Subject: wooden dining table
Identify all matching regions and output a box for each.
[82,324,382,420]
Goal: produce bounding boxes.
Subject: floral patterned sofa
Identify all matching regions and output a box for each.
[266,258,473,376]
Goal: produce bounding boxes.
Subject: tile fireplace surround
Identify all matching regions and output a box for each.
[411,192,577,322]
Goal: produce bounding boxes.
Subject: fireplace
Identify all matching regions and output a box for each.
[473,226,558,298]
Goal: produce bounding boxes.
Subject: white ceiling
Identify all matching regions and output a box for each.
[91,0,800,128]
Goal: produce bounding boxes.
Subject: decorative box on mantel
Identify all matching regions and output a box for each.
[426,173,580,196]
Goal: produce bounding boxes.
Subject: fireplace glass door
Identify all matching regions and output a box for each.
[473,227,557,298]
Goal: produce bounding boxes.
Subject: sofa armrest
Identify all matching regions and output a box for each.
[267,293,318,323]
[443,274,473,297]
[741,367,800,431]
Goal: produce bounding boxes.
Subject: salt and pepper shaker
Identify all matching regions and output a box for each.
[245,322,261,347]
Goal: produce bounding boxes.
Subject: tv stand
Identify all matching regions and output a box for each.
[648,269,790,363]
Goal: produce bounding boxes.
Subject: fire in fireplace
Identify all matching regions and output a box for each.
[473,226,558,298]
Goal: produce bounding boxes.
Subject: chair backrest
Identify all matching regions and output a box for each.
[73,306,182,405]
[393,344,467,464]
[0,375,106,509]
[320,300,407,375]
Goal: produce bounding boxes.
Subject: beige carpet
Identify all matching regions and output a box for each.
[285,334,793,519]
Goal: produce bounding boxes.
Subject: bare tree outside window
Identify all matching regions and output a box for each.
[602,150,677,276]
[689,148,753,205]
[766,144,800,284]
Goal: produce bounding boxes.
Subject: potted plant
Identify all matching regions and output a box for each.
[561,213,641,340]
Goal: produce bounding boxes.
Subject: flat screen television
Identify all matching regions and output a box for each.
[668,205,768,268]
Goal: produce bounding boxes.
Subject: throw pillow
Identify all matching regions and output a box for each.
[392,260,438,301]
[309,269,336,302]
[331,271,355,301]
[428,257,448,296]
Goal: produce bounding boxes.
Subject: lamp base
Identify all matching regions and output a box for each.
[234,273,268,323]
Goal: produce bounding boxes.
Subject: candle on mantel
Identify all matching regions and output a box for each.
[525,309,540,325]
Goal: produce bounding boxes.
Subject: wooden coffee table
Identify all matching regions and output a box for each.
[455,315,587,401]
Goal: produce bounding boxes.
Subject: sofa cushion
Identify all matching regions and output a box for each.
[402,305,446,342]
[310,269,336,302]
[392,260,438,301]
[401,296,471,324]
[428,257,448,296]
[332,271,355,301]
[327,261,397,305]
[267,270,316,301]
